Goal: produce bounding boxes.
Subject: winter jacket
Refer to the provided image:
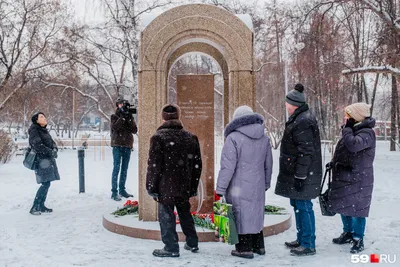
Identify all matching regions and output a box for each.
[275,104,322,200]
[28,123,60,184]
[146,120,202,204]
[328,118,376,217]
[110,109,138,149]
[216,113,273,234]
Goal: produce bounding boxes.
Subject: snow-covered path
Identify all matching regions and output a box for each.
[0,142,399,267]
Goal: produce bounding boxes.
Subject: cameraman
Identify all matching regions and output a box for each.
[110,97,138,201]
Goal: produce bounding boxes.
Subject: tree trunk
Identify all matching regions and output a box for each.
[390,75,397,151]
[370,73,379,116]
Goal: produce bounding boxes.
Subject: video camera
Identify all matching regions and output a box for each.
[122,100,137,115]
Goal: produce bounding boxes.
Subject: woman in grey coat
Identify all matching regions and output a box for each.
[328,103,376,254]
[216,105,273,259]
[28,112,60,215]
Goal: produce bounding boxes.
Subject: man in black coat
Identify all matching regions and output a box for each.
[110,97,138,201]
[146,104,202,258]
[274,84,322,256]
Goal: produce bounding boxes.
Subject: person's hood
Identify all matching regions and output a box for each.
[224,113,265,139]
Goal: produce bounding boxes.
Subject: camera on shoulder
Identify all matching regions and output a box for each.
[122,100,137,115]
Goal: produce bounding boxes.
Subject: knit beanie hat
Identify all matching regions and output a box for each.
[233,105,254,119]
[31,112,45,124]
[115,96,125,107]
[286,83,306,107]
[345,103,371,122]
[162,104,180,121]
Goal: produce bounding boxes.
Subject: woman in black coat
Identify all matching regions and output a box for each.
[328,103,376,254]
[28,112,60,215]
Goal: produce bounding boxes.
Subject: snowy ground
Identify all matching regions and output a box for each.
[0,141,399,267]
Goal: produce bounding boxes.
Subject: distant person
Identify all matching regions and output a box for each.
[28,112,60,215]
[216,105,273,259]
[110,97,138,201]
[327,103,376,254]
[146,104,202,258]
[275,83,322,256]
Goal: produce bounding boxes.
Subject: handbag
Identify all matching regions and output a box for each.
[23,147,37,170]
[319,167,336,216]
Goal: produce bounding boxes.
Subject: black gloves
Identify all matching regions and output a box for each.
[52,148,58,159]
[344,118,356,129]
[326,162,334,170]
[293,178,305,192]
[148,191,159,202]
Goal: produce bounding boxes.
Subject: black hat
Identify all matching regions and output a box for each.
[31,112,45,124]
[161,104,180,121]
[286,83,306,107]
[116,96,125,107]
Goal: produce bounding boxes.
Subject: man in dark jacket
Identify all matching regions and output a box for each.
[110,97,138,201]
[146,104,202,258]
[275,84,322,256]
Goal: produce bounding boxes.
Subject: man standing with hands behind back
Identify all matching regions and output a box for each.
[275,83,323,256]
[146,104,202,258]
[110,96,138,201]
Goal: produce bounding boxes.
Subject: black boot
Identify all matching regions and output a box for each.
[285,240,300,249]
[333,232,353,244]
[30,204,41,215]
[350,238,364,254]
[41,204,53,213]
[290,246,316,256]
[252,248,266,255]
[152,248,179,257]
[184,243,199,253]
[231,250,254,259]
[111,192,121,201]
[119,190,133,198]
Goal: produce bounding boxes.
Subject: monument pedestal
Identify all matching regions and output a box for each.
[103,213,292,242]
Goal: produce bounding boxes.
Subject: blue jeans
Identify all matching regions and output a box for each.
[290,199,316,248]
[111,147,131,193]
[341,215,366,239]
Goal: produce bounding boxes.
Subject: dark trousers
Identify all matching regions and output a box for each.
[111,147,131,193]
[290,199,316,248]
[158,200,198,252]
[235,231,264,252]
[341,215,366,239]
[34,182,51,206]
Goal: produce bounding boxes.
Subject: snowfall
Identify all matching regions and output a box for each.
[0,139,399,267]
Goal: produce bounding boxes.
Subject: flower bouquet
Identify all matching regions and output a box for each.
[111,200,139,216]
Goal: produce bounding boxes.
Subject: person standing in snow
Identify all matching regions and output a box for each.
[216,105,273,259]
[327,103,376,254]
[275,83,322,256]
[110,96,138,201]
[146,104,202,258]
[28,112,60,215]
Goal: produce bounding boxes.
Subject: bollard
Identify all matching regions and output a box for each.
[78,147,85,193]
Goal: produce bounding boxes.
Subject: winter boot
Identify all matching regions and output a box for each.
[30,204,41,215]
[231,250,254,259]
[119,190,133,198]
[253,248,266,255]
[333,232,353,244]
[111,192,121,201]
[350,238,364,254]
[290,246,316,256]
[184,243,199,253]
[152,248,179,257]
[285,240,301,249]
[41,204,53,213]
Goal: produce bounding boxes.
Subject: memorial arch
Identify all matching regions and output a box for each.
[138,4,255,221]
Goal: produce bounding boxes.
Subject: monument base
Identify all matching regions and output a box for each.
[103,213,291,242]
